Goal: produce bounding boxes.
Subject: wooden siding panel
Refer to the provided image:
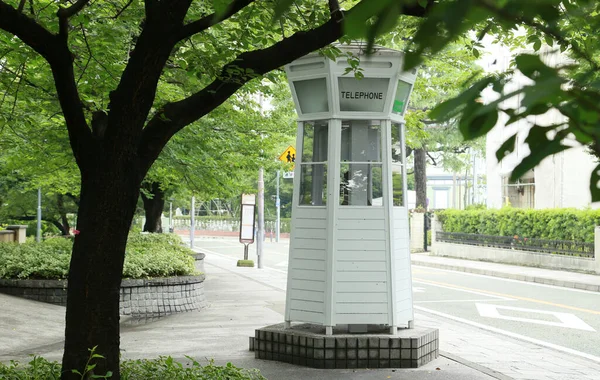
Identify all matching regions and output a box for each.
[336,303,388,314]
[337,271,387,282]
[291,258,326,271]
[289,299,325,313]
[336,219,385,230]
[335,313,388,324]
[290,279,326,292]
[335,250,386,261]
[293,238,327,250]
[289,309,324,323]
[338,208,385,220]
[337,229,386,241]
[290,269,326,282]
[336,261,387,272]
[291,249,326,260]
[335,292,388,303]
[290,289,325,302]
[336,281,387,292]
[294,228,327,240]
[336,240,386,251]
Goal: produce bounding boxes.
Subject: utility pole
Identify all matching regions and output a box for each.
[190,196,195,248]
[36,188,42,243]
[257,168,265,268]
[276,170,281,242]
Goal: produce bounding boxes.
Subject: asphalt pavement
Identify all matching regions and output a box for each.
[3,236,600,380]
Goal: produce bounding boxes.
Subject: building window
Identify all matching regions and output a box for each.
[339,120,383,206]
[502,175,534,208]
[299,121,328,206]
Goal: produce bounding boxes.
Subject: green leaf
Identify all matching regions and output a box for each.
[590,164,600,202]
[273,0,295,21]
[495,134,517,162]
[459,107,498,140]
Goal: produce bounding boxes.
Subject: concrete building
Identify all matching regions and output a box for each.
[483,43,599,209]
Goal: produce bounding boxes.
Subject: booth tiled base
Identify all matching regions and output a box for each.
[249,323,439,369]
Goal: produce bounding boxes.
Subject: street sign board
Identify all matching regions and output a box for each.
[279,145,296,166]
[283,171,294,179]
[239,193,256,244]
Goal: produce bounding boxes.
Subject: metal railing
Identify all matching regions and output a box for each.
[436,232,594,258]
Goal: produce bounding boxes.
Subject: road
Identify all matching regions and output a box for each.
[192,236,600,364]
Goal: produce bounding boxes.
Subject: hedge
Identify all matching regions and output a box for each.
[436,208,600,243]
[0,233,197,280]
[0,355,265,380]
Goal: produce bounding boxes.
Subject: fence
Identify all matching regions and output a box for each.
[435,232,594,257]
[172,217,291,234]
[430,216,600,274]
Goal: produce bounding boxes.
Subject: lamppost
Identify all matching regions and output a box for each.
[169,197,174,233]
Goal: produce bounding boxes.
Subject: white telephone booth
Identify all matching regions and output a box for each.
[284,43,417,334]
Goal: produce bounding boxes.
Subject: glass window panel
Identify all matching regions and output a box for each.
[301,121,328,163]
[340,121,381,162]
[392,80,412,115]
[391,122,405,206]
[299,164,327,206]
[338,77,389,112]
[293,78,329,114]
[340,163,383,206]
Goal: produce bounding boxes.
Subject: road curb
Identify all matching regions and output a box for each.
[440,351,514,380]
[411,259,600,293]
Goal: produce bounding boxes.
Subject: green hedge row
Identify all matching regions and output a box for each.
[0,355,265,380]
[436,208,600,243]
[0,233,197,280]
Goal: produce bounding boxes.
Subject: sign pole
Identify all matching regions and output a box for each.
[36,188,42,243]
[276,170,281,243]
[257,168,265,269]
[190,196,195,248]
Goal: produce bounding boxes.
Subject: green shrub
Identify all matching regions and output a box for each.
[0,356,265,380]
[437,208,600,242]
[0,234,197,280]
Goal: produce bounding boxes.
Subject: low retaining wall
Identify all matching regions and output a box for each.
[431,221,600,274]
[0,274,207,318]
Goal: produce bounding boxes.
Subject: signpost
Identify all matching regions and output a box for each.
[239,193,256,260]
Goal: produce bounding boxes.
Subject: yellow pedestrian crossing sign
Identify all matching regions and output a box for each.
[279,145,296,166]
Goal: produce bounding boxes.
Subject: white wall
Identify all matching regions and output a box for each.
[483,43,600,209]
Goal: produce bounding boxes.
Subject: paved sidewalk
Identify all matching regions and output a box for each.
[412,253,600,292]
[2,249,600,379]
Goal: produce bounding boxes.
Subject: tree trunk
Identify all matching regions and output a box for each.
[414,148,427,210]
[61,164,141,380]
[141,181,165,233]
[56,194,71,235]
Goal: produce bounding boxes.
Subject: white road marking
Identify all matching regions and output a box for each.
[416,305,600,364]
[413,280,514,301]
[476,303,596,332]
[412,264,600,296]
[415,299,514,304]
[413,287,426,293]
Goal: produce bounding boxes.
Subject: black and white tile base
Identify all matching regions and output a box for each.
[249,323,439,369]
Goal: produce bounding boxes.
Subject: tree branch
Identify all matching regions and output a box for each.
[137,1,431,175]
[0,1,59,60]
[57,0,91,39]
[177,0,254,41]
[0,1,93,166]
[114,0,134,19]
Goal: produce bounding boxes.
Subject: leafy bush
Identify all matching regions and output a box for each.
[437,208,600,242]
[0,234,197,280]
[0,356,265,380]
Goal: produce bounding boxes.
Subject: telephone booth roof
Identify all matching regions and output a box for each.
[284,42,417,123]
